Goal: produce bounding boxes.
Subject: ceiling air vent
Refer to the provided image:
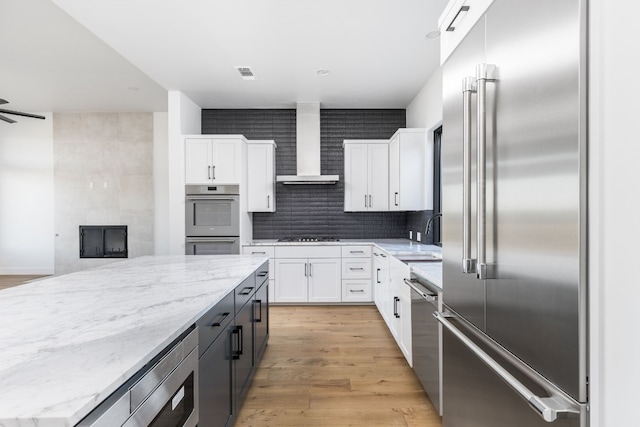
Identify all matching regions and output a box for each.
[234,66,255,80]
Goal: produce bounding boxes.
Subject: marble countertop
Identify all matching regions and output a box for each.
[0,255,268,427]
[408,262,443,291]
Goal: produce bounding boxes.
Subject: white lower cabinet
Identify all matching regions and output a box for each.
[273,245,342,303]
[274,258,341,303]
[373,248,390,322]
[389,255,412,365]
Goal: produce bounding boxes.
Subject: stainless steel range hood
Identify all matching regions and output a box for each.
[276,103,339,184]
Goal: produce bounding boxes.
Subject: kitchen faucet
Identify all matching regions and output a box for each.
[426,212,442,237]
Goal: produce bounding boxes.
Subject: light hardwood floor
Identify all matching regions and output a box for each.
[0,275,47,290]
[235,305,442,427]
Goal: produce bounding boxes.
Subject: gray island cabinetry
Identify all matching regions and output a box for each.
[198,260,269,427]
[0,255,269,427]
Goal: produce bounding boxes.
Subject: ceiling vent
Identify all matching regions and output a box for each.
[234,66,255,80]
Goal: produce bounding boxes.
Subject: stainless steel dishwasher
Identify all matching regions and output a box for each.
[405,278,442,415]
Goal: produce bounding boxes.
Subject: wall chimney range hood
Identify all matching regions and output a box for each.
[276,103,339,184]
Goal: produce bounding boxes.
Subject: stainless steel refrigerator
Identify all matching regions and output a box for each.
[439,0,588,425]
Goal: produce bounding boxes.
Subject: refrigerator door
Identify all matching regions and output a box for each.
[481,0,587,402]
[442,312,585,427]
[441,15,487,331]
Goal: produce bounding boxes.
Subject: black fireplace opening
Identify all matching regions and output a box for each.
[79,225,128,258]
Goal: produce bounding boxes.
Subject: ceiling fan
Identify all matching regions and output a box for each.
[0,99,46,124]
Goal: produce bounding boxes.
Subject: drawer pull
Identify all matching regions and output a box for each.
[349,267,365,271]
[257,271,268,277]
[239,286,254,296]
[211,312,230,327]
[349,289,365,293]
[350,250,365,254]
[446,5,470,32]
[251,251,266,255]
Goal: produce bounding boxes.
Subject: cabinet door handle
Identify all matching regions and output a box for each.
[309,262,312,277]
[394,192,399,206]
[369,194,372,207]
[212,165,216,180]
[207,165,212,180]
[267,194,270,208]
[446,5,470,32]
[232,327,241,360]
[364,194,368,208]
[394,297,400,318]
[376,268,381,284]
[238,325,243,356]
[304,262,308,277]
[211,312,230,327]
[254,299,263,322]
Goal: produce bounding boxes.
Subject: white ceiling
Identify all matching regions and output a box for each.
[2,0,448,113]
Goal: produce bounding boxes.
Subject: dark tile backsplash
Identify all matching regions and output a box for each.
[202,108,430,240]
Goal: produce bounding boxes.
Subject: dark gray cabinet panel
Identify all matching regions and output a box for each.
[233,299,254,410]
[199,324,233,427]
[253,280,269,365]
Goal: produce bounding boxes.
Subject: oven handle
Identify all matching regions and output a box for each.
[186,195,238,201]
[186,238,238,244]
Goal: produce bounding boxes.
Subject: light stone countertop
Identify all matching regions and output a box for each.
[0,255,268,427]
[245,238,443,289]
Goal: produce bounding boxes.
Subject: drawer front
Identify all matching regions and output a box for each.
[197,291,234,356]
[342,280,372,302]
[341,245,372,258]
[342,258,372,279]
[242,245,275,258]
[255,260,269,285]
[275,245,341,259]
[235,275,256,312]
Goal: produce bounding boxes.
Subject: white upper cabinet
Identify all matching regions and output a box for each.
[389,129,432,211]
[343,140,389,211]
[246,140,276,212]
[439,0,495,64]
[185,136,242,184]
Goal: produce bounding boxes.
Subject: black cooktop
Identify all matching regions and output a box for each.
[277,237,340,242]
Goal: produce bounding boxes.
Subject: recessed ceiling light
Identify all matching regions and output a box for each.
[317,69,331,76]
[235,66,255,80]
[426,30,441,39]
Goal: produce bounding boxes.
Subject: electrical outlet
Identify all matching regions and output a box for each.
[417,232,422,241]
[409,231,413,240]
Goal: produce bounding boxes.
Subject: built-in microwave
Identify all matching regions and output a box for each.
[185,185,239,238]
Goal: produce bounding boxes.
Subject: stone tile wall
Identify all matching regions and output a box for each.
[53,113,154,274]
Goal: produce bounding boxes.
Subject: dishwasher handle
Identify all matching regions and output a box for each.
[404,278,437,303]
[434,311,581,422]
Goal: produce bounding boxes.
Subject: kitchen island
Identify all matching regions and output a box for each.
[0,255,268,427]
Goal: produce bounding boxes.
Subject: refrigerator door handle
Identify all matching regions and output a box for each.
[475,63,497,280]
[434,311,581,422]
[462,76,477,274]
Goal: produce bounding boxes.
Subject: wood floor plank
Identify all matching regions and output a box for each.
[235,305,442,427]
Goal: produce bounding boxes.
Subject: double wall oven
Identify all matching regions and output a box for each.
[185,185,240,255]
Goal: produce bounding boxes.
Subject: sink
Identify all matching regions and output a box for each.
[397,252,442,263]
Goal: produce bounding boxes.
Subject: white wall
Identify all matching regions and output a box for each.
[153,112,170,255]
[166,91,201,254]
[406,67,443,131]
[0,114,54,274]
[588,0,640,425]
